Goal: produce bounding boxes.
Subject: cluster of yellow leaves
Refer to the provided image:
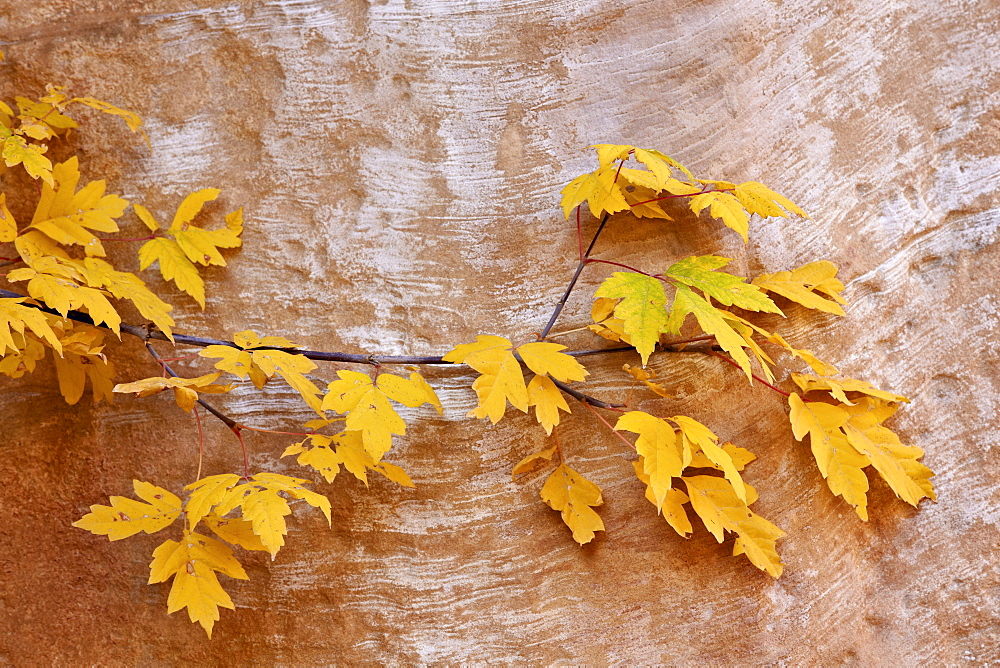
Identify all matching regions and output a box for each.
[618,411,784,576]
[589,258,847,383]
[282,430,414,488]
[0,85,146,185]
[74,473,331,637]
[559,144,806,242]
[788,375,934,520]
[137,190,243,308]
[443,335,587,434]
[320,369,441,462]
[201,331,323,413]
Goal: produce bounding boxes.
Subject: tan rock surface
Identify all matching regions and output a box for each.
[1,0,998,663]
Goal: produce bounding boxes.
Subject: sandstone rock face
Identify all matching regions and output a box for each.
[1,0,998,663]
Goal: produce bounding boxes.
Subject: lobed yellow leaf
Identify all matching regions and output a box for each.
[683,475,785,577]
[791,373,909,406]
[1,134,53,184]
[517,342,588,383]
[148,530,247,638]
[0,298,63,355]
[665,255,782,314]
[594,272,669,366]
[113,373,232,412]
[752,261,846,316]
[733,181,807,219]
[184,474,242,530]
[689,190,749,242]
[670,415,747,503]
[138,237,205,308]
[0,193,15,242]
[73,480,181,540]
[616,411,686,512]
[667,286,754,381]
[540,464,605,545]
[201,512,268,552]
[633,459,692,537]
[512,444,557,478]
[788,393,871,520]
[527,375,571,435]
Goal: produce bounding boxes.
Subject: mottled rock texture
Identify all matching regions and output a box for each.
[1,0,999,663]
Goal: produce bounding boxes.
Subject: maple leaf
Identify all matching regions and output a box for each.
[752,261,846,316]
[40,321,117,404]
[560,165,631,220]
[444,335,586,425]
[201,330,323,414]
[73,480,181,540]
[733,181,807,219]
[0,193,16,242]
[633,147,697,185]
[791,373,908,406]
[136,199,243,308]
[201,512,269,552]
[6,265,121,334]
[587,297,632,345]
[788,393,872,520]
[1,132,53,184]
[843,397,935,507]
[593,272,669,366]
[689,189,749,242]
[664,255,782,314]
[617,411,747,505]
[666,285,754,381]
[27,157,128,257]
[114,372,233,413]
[590,143,633,167]
[688,442,756,471]
[76,257,175,341]
[185,474,243,530]
[148,529,248,638]
[511,444,557,478]
[616,411,687,511]
[0,297,63,355]
[764,332,839,376]
[540,464,604,545]
[282,431,414,488]
[527,375,571,435]
[633,459,692,537]
[207,473,331,559]
[322,369,440,461]
[683,475,785,577]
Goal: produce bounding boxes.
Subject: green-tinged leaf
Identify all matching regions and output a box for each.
[594,272,668,366]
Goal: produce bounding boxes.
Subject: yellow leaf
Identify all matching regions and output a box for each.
[148,530,247,638]
[407,371,443,415]
[512,444,557,478]
[171,188,221,231]
[184,474,242,530]
[665,255,782,314]
[27,157,128,256]
[689,190,749,242]
[540,464,605,545]
[559,165,631,220]
[444,335,528,424]
[752,261,846,316]
[633,147,696,185]
[73,480,181,540]
[527,375,570,435]
[0,193,16,242]
[517,342,588,383]
[594,272,669,366]
[590,143,633,167]
[0,297,63,355]
[376,371,442,409]
[667,286,753,381]
[621,363,674,398]
[734,181,807,219]
[51,344,116,405]
[791,373,909,406]
[70,96,149,146]
[2,134,53,184]
[114,373,232,412]
[138,237,205,308]
[616,411,686,511]
[669,415,747,503]
[201,512,269,552]
[374,462,415,488]
[765,332,839,376]
[688,442,756,472]
[283,434,341,483]
[6,267,121,334]
[788,393,871,520]
[238,488,291,558]
[78,257,174,341]
[633,459,692,537]
[683,475,785,577]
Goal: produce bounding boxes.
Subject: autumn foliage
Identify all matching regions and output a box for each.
[0,54,935,638]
